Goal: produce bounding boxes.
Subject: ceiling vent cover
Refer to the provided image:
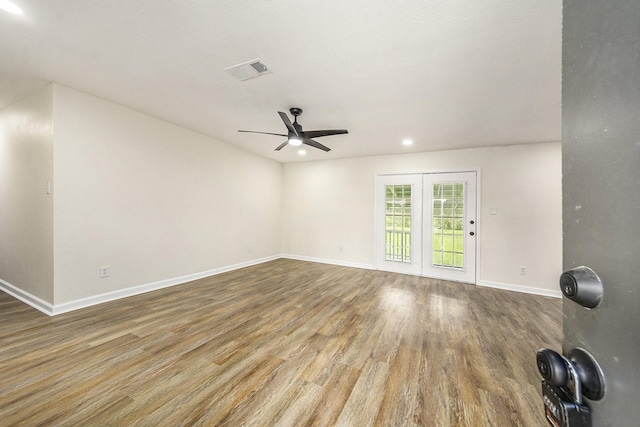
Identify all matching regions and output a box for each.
[225,59,272,81]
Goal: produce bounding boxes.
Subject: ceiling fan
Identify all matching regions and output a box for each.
[238,108,348,152]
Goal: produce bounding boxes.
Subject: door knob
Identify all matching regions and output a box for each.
[537,348,569,387]
[537,347,605,402]
[469,231,475,236]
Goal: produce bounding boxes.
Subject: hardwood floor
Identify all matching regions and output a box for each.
[0,259,561,426]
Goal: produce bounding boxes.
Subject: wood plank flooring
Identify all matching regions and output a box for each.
[0,259,561,426]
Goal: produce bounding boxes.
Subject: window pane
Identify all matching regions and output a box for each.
[454,253,464,268]
[433,184,442,198]
[443,252,454,266]
[433,252,443,266]
[385,184,412,263]
[442,204,450,216]
[454,183,464,197]
[431,181,465,270]
[443,184,453,199]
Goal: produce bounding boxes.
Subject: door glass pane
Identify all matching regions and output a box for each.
[432,182,464,269]
[385,184,411,263]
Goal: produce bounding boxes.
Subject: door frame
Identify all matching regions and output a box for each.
[374,168,481,283]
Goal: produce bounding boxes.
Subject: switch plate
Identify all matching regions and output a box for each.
[520,266,527,275]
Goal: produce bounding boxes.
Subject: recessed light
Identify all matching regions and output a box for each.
[402,139,413,146]
[0,0,24,15]
[298,149,307,155]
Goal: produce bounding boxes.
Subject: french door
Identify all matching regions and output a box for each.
[422,172,476,283]
[375,172,477,283]
[375,174,423,275]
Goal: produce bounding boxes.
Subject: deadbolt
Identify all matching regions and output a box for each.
[559,266,603,308]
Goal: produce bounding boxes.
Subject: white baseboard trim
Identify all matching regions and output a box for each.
[1,255,280,316]
[477,280,562,298]
[281,256,561,299]
[0,278,55,316]
[282,254,375,271]
[51,255,281,315]
[2,257,561,316]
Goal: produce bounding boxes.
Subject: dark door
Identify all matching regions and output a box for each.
[563,1,640,425]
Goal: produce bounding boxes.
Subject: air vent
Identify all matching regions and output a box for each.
[224,59,272,81]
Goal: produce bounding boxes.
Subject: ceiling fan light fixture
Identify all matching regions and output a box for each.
[238,108,346,152]
[288,137,303,146]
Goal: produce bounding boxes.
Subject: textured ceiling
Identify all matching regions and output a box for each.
[0,0,561,162]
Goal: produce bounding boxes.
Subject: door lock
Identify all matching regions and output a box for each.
[560,266,603,308]
[536,348,605,426]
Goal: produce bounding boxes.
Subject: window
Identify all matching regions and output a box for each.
[385,184,412,263]
[432,182,465,268]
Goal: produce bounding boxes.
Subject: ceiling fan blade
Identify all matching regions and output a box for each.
[303,139,331,152]
[238,130,288,137]
[274,141,289,151]
[302,129,348,139]
[278,111,299,136]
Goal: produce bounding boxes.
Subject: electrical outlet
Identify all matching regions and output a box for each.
[248,245,253,253]
[520,266,527,275]
[339,246,343,253]
[100,265,110,278]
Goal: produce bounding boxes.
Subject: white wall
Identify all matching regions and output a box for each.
[0,85,54,303]
[1,83,560,310]
[282,142,562,293]
[52,84,283,304]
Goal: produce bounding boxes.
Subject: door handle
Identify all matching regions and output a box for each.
[537,347,605,401]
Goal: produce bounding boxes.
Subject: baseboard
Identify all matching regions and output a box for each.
[2,257,560,316]
[0,278,55,316]
[281,254,375,271]
[477,280,562,298]
[52,255,282,315]
[281,256,561,298]
[1,255,280,316]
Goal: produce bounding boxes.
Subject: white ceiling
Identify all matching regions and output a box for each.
[0,0,561,163]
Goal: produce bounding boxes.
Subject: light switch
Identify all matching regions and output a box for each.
[490,208,497,215]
